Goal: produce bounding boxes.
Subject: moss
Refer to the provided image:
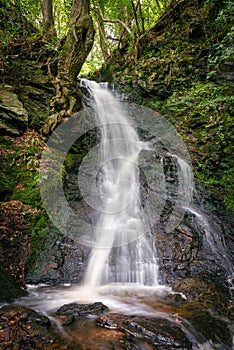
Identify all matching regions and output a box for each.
[25,213,50,274]
[64,153,81,172]
[0,132,44,208]
[159,82,234,210]
[97,0,233,212]
[0,132,51,272]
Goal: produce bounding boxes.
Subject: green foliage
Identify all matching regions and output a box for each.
[0,131,52,272]
[205,0,234,79]
[26,212,50,273]
[0,132,44,208]
[0,0,71,46]
[207,26,234,79]
[161,82,234,210]
[16,0,41,29]
[81,0,172,74]
[53,0,72,38]
[0,2,32,46]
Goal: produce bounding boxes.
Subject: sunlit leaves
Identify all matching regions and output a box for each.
[81,0,172,74]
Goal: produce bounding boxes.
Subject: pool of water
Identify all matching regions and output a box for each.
[13,283,233,350]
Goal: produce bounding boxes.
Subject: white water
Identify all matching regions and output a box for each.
[80,79,159,287]
[183,204,234,291]
[5,79,233,350]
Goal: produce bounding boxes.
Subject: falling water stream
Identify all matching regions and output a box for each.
[7,80,233,349]
[81,79,159,288]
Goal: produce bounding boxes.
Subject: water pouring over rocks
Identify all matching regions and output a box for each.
[2,80,233,350]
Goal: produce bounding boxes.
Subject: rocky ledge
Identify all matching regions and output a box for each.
[0,85,28,136]
[54,301,192,349]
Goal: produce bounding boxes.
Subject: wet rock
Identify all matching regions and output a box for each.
[124,342,153,350]
[56,302,109,325]
[62,314,75,326]
[174,278,230,313]
[227,302,234,320]
[218,61,234,82]
[185,306,233,349]
[26,227,90,285]
[154,185,234,289]
[96,313,192,349]
[0,305,67,349]
[0,85,28,135]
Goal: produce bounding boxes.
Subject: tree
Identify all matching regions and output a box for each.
[42,0,95,134]
[42,0,57,42]
[87,0,172,67]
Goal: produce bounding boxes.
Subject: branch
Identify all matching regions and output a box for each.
[96,0,135,38]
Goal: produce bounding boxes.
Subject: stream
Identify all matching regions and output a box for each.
[14,283,233,350]
[8,80,234,349]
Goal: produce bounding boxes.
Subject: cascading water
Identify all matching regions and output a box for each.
[184,204,234,291]
[80,79,159,287]
[7,79,233,350]
[78,78,233,293]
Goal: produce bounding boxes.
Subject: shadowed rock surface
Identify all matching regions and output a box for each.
[56,301,109,326]
[0,305,68,349]
[96,313,192,349]
[0,266,27,303]
[0,85,28,135]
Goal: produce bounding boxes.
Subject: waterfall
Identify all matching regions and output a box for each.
[80,79,159,287]
[184,204,234,291]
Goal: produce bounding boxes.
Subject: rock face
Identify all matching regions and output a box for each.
[27,151,234,292]
[0,85,28,135]
[96,313,192,349]
[154,189,234,288]
[26,227,90,285]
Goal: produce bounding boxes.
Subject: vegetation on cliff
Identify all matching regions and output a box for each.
[0,2,233,349]
[94,0,234,210]
[0,0,233,300]
[0,0,94,295]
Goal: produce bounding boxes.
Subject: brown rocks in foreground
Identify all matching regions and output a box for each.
[0,305,67,349]
[96,313,192,349]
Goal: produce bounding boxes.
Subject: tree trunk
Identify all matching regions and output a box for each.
[42,0,57,42]
[97,18,111,62]
[42,0,94,135]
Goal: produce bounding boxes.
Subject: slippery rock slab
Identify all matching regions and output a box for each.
[96,313,192,349]
[56,302,109,325]
[0,85,28,135]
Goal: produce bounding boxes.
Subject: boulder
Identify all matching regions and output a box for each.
[56,302,109,325]
[0,85,28,135]
[96,313,192,349]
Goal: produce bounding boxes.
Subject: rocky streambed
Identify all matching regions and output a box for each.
[1,283,233,349]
